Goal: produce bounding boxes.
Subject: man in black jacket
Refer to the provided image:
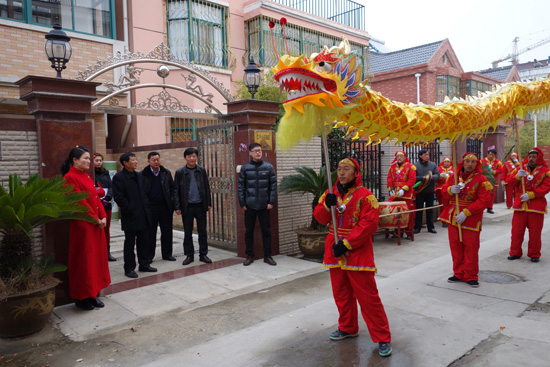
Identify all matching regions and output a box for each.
[238,143,277,266]
[112,152,156,278]
[142,152,177,262]
[174,148,212,265]
[414,149,440,234]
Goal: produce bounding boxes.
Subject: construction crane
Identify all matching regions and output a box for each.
[491,36,550,68]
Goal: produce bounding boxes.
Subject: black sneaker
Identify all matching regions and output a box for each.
[507,255,521,260]
[467,280,479,288]
[531,257,540,263]
[487,209,494,214]
[378,342,392,357]
[447,276,461,283]
[329,329,359,340]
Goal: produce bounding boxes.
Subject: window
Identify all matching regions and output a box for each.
[167,0,229,68]
[1,0,114,38]
[436,75,460,103]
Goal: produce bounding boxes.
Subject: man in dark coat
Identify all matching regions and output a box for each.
[112,152,155,278]
[238,143,277,266]
[414,149,440,234]
[174,148,212,265]
[142,152,177,262]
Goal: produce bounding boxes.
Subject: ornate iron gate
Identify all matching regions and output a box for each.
[324,139,383,199]
[467,138,483,158]
[197,122,236,246]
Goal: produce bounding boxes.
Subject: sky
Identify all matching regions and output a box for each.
[359,0,550,72]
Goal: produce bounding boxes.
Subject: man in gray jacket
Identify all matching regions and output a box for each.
[414,149,440,234]
[238,143,277,266]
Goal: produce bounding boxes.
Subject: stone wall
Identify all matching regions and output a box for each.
[276,137,323,255]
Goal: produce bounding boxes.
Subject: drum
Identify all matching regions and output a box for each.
[379,201,409,229]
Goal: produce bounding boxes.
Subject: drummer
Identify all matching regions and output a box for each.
[387,151,416,237]
[435,157,453,227]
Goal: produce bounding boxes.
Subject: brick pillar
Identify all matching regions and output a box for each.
[225,99,281,259]
[482,126,507,203]
[16,75,100,305]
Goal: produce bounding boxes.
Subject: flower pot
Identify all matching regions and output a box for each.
[0,285,56,338]
[295,228,328,259]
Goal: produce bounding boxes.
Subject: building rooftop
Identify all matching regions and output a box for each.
[370,40,444,74]
[476,65,515,81]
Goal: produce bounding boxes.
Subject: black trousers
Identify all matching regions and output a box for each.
[415,191,435,231]
[123,229,150,273]
[183,203,208,257]
[149,202,173,260]
[244,208,272,257]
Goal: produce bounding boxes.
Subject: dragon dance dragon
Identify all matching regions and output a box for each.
[273,37,550,150]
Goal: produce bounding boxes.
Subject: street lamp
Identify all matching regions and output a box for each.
[243,57,261,99]
[44,18,72,78]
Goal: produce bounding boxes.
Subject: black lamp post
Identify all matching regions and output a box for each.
[44,18,72,78]
[243,57,261,99]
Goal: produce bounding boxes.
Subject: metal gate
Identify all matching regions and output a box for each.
[197,122,236,246]
[324,139,383,199]
[466,138,483,158]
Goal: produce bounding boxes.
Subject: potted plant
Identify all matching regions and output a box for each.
[280,166,337,259]
[0,173,91,338]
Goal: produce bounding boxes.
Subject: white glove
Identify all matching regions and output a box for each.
[441,173,448,178]
[512,158,518,163]
[397,189,405,197]
[518,169,528,177]
[521,193,530,202]
[389,190,395,196]
[450,185,461,194]
[455,211,467,224]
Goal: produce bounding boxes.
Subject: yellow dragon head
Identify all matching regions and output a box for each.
[273,37,366,149]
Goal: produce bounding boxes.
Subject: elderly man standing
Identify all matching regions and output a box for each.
[506,147,550,262]
[501,152,520,209]
[414,149,440,234]
[439,153,493,287]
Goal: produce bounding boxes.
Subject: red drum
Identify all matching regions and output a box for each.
[378,201,409,229]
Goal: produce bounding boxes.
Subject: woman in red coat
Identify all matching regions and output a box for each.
[61,146,111,310]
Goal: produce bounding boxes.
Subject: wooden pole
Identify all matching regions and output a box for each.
[452,141,463,242]
[321,128,339,245]
[513,115,526,194]
[378,204,443,218]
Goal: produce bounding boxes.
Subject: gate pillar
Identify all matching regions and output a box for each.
[226,99,281,259]
[482,126,506,203]
[16,75,100,305]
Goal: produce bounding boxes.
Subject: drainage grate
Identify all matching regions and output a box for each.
[479,271,523,284]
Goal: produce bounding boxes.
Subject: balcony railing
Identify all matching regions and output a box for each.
[270,0,365,30]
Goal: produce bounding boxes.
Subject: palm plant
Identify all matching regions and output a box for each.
[280,166,337,230]
[0,173,92,298]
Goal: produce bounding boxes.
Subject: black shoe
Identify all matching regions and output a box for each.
[138,265,157,272]
[264,256,277,266]
[163,256,177,261]
[414,228,421,234]
[447,276,461,283]
[378,342,392,357]
[487,209,494,214]
[428,228,437,234]
[507,207,511,209]
[108,253,117,262]
[125,270,138,278]
[467,280,479,288]
[507,255,521,260]
[531,257,540,263]
[243,256,254,266]
[182,256,194,265]
[75,299,95,311]
[442,223,448,228]
[199,255,213,264]
[90,297,105,308]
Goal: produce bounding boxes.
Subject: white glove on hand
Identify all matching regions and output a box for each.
[397,189,405,197]
[518,169,528,177]
[512,158,518,163]
[450,185,461,194]
[455,211,467,224]
[389,190,395,196]
[521,193,530,202]
[441,173,448,178]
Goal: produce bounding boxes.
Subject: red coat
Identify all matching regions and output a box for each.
[314,185,379,272]
[435,166,453,191]
[506,165,550,213]
[501,159,520,184]
[439,171,493,231]
[480,158,503,183]
[64,166,111,300]
[387,162,416,200]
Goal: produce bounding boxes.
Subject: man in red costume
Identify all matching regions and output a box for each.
[506,147,550,262]
[480,147,503,214]
[501,152,520,209]
[387,150,416,236]
[314,158,392,357]
[439,153,493,287]
[435,157,453,207]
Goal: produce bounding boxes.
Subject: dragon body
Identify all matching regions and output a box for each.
[273,38,550,150]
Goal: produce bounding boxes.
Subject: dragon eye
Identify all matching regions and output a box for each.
[316,61,332,73]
